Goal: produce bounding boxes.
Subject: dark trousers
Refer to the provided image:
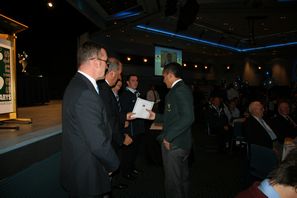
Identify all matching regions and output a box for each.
[120,134,143,175]
[161,145,190,198]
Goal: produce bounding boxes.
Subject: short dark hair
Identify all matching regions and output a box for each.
[126,74,138,81]
[77,41,104,66]
[269,148,297,190]
[163,62,182,78]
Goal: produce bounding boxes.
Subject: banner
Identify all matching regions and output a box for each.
[0,41,13,114]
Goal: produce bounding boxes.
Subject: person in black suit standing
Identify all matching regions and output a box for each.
[61,42,134,198]
[97,57,133,190]
[120,74,145,180]
[148,63,195,198]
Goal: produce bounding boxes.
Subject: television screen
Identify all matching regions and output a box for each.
[154,45,182,76]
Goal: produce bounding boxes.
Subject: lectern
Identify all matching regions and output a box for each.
[0,13,31,129]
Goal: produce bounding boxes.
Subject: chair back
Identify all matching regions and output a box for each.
[249,144,278,179]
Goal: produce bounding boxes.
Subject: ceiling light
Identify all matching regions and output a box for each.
[194,64,198,68]
[127,57,131,61]
[226,66,230,70]
[258,66,262,70]
[47,1,54,8]
[204,65,208,69]
[143,58,148,63]
[183,63,187,67]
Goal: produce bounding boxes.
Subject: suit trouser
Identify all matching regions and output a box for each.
[161,145,190,198]
[121,134,143,175]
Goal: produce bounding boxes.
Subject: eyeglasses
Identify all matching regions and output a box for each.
[90,57,110,66]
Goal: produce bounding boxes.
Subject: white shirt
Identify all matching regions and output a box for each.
[171,79,182,88]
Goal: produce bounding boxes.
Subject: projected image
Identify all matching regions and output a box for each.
[161,51,177,67]
[155,46,182,76]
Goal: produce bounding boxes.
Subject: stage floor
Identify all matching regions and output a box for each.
[0,100,62,155]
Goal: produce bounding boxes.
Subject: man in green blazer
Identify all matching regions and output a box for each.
[148,62,195,198]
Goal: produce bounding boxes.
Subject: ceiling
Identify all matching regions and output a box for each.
[65,0,297,57]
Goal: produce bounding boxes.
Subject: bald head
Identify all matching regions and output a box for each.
[249,101,264,118]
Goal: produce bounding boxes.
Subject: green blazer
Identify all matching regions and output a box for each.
[156,80,194,150]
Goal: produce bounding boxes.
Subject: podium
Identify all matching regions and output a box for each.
[0,14,31,129]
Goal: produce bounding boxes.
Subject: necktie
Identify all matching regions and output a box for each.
[115,95,121,112]
[286,116,297,127]
[135,91,140,98]
[259,119,277,141]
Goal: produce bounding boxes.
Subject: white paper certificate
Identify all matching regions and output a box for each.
[132,97,154,119]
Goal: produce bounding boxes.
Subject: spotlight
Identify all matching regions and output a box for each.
[143,58,148,63]
[127,57,131,61]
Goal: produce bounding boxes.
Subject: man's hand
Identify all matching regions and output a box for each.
[123,133,133,146]
[163,139,171,150]
[146,110,156,120]
[126,112,136,120]
[124,121,129,128]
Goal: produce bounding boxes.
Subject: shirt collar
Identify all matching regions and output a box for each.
[78,70,98,92]
[171,79,182,88]
[126,87,137,93]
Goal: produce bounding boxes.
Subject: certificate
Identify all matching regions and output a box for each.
[132,97,154,119]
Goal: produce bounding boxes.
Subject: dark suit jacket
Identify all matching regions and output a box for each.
[61,73,119,196]
[98,80,124,150]
[245,116,274,149]
[270,114,297,144]
[120,88,145,136]
[156,80,195,150]
[205,105,228,135]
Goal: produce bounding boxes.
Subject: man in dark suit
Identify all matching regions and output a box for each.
[148,62,195,198]
[97,57,133,190]
[120,74,145,180]
[61,42,133,198]
[245,101,277,149]
[270,101,297,144]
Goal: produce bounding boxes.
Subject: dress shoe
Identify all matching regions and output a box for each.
[123,174,136,181]
[113,183,128,190]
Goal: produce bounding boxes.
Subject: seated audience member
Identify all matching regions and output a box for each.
[224,99,241,125]
[245,101,278,150]
[235,147,297,198]
[270,100,297,144]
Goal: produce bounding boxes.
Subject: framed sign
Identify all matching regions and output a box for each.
[0,41,13,114]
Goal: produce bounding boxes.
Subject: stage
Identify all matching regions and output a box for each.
[0,100,62,180]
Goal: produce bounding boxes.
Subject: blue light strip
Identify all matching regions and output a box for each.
[135,24,297,53]
[113,11,141,19]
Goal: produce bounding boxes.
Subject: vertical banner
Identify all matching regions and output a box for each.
[0,41,13,114]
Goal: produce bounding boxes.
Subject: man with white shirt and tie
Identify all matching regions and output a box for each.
[120,74,145,180]
[270,100,297,144]
[61,42,136,197]
[245,101,278,149]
